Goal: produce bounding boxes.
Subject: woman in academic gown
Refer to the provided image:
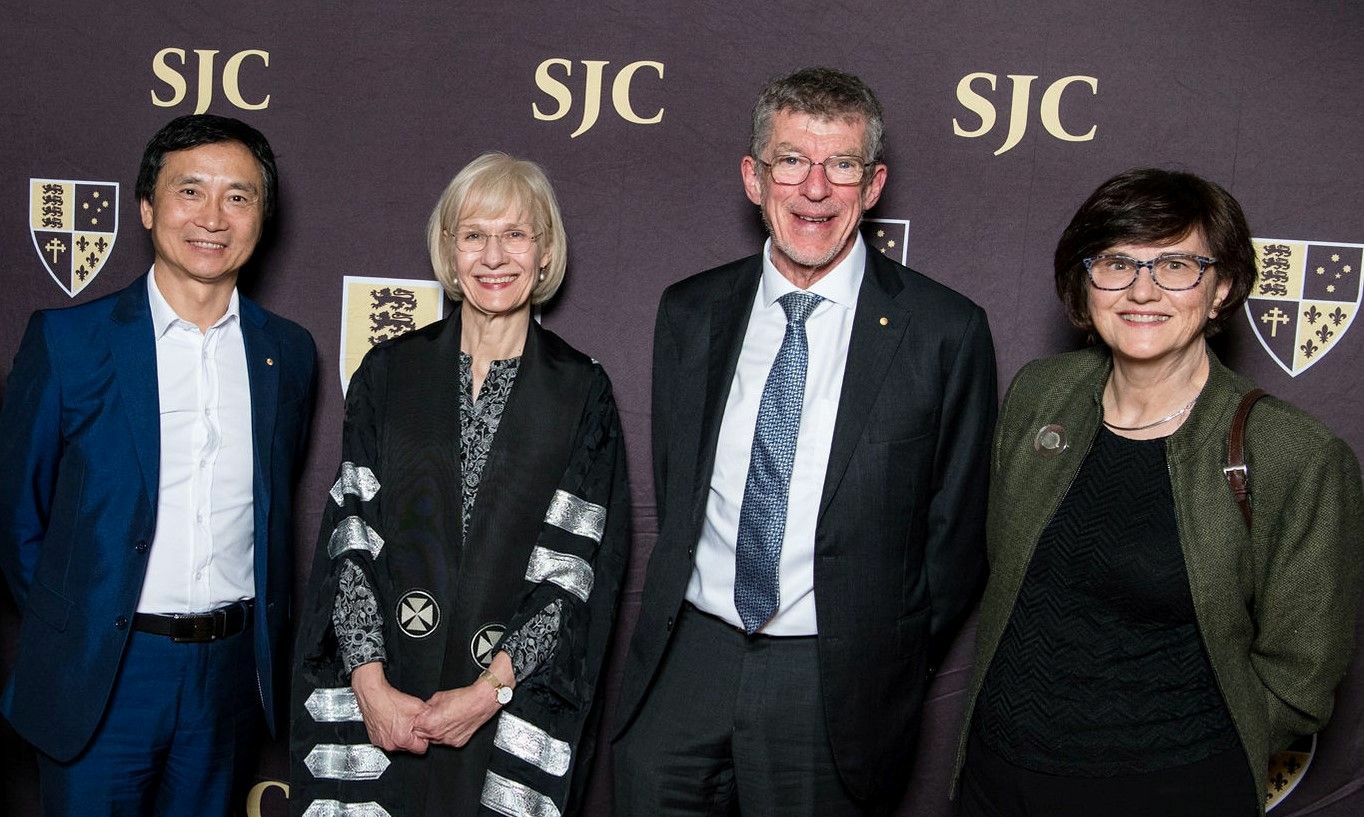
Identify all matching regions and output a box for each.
[290,152,629,817]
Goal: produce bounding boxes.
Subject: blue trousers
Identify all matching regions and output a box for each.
[36,627,262,817]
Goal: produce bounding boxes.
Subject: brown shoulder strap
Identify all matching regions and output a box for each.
[1225,388,1269,529]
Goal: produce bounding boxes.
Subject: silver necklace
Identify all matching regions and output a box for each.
[1102,396,1197,432]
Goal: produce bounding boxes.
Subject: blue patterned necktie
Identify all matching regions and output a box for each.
[734,290,823,634]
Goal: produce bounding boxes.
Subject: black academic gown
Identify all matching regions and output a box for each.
[289,312,629,817]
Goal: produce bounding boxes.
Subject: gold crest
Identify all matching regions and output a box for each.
[339,276,445,392]
[29,179,119,297]
[1246,239,1361,377]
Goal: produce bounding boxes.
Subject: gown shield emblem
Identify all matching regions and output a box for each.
[1244,239,1362,377]
[30,179,119,297]
[339,276,446,393]
[396,590,440,638]
[471,623,506,669]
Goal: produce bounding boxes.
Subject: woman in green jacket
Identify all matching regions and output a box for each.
[955,168,1363,816]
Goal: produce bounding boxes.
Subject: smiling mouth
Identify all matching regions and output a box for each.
[188,240,226,250]
[1121,314,1170,323]
[796,214,832,223]
[477,275,518,284]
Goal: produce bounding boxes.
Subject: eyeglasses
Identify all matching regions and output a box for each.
[757,153,871,186]
[444,227,541,254]
[1083,253,1217,291]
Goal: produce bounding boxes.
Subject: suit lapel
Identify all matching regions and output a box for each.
[820,253,909,516]
[109,278,161,505]
[240,297,280,533]
[693,260,761,521]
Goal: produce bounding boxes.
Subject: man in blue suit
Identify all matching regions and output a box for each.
[0,114,317,816]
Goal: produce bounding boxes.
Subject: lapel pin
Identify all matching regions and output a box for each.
[878,316,889,326]
[1034,424,1068,458]
[266,357,274,366]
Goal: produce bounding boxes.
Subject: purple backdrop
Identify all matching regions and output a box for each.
[2,2,1362,814]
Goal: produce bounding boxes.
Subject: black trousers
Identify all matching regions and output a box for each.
[614,604,882,817]
[958,732,1259,817]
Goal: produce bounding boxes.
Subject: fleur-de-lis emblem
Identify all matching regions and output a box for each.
[1300,338,1320,359]
[1329,306,1347,326]
[1303,304,1322,324]
[1315,325,1334,344]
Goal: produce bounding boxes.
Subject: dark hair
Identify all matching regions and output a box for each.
[750,67,885,164]
[135,114,279,219]
[1054,168,1255,336]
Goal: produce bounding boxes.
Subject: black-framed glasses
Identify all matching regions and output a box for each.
[757,153,870,186]
[1083,253,1217,291]
[444,227,541,254]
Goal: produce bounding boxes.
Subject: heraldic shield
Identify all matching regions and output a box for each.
[1245,238,1362,377]
[860,218,910,266]
[30,179,119,298]
[339,276,446,393]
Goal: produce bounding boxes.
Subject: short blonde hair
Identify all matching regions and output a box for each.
[426,152,568,304]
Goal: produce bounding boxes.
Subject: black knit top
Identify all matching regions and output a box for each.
[973,426,1239,776]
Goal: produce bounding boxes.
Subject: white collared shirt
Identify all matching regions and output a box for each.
[685,236,865,634]
[138,268,255,614]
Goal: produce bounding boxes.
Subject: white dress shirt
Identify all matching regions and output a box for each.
[685,236,865,635]
[138,268,256,614]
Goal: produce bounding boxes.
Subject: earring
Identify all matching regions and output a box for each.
[539,269,546,282]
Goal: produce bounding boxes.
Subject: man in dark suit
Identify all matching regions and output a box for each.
[613,68,997,815]
[0,114,316,816]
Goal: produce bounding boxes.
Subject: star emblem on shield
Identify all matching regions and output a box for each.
[396,590,440,638]
[1245,238,1362,377]
[29,178,120,297]
[860,218,910,266]
[470,623,506,668]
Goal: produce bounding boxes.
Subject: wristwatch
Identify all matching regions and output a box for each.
[479,669,513,705]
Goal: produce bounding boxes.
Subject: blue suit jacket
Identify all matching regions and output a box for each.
[0,274,316,761]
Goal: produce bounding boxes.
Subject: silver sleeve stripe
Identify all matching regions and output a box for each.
[493,711,571,777]
[544,490,606,543]
[305,687,363,722]
[328,516,385,559]
[524,546,593,603]
[302,801,392,817]
[304,744,391,781]
[480,771,561,817]
[330,462,381,506]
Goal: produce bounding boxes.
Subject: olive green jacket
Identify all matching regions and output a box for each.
[954,346,1364,811]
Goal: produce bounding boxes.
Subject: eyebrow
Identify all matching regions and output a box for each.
[769,143,865,159]
[455,220,534,229]
[166,174,261,194]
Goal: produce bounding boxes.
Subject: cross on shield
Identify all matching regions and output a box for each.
[29,179,119,297]
[1244,239,1362,377]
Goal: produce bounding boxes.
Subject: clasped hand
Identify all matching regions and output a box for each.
[351,659,509,753]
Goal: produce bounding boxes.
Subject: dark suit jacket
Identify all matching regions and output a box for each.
[615,250,996,802]
[0,274,316,762]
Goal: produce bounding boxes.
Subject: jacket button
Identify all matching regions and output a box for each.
[666,616,675,631]
[134,540,149,554]
[114,616,129,630]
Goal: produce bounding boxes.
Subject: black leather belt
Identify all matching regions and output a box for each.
[133,600,254,643]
